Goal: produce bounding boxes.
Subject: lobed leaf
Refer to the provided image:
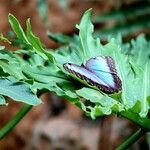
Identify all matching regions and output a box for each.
[76,9,102,62]
[8,14,55,62]
[0,77,41,105]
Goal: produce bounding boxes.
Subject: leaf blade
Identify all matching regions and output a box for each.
[0,77,41,105]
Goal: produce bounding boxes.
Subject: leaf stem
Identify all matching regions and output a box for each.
[116,128,147,150]
[120,110,150,131]
[0,104,32,140]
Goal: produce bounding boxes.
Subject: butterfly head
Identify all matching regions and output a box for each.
[63,63,71,70]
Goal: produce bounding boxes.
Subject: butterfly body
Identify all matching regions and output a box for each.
[63,56,122,94]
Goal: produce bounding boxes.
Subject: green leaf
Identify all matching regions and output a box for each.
[0,60,25,79]
[27,53,46,66]
[8,14,29,44]
[31,82,79,103]
[0,33,11,44]
[47,32,71,44]
[91,105,112,118]
[26,19,54,62]
[37,0,49,25]
[94,16,150,39]
[130,34,150,66]
[51,46,83,66]
[93,3,150,39]
[8,14,55,62]
[0,50,26,79]
[22,63,68,84]
[100,39,134,106]
[58,0,68,9]
[93,5,150,23]
[139,63,150,117]
[76,9,101,62]
[130,101,141,114]
[31,82,64,96]
[76,87,123,115]
[0,77,41,105]
[76,87,104,104]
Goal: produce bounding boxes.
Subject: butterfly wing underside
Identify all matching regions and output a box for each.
[63,56,122,93]
[85,56,122,92]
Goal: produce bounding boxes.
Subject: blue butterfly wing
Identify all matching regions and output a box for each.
[63,63,107,86]
[85,56,121,92]
[63,56,122,93]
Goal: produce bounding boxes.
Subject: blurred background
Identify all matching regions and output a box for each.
[0,0,150,150]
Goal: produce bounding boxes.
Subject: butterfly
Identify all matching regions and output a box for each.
[63,56,122,94]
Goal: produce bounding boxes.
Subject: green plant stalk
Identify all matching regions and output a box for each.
[0,104,32,140]
[120,111,150,131]
[116,128,147,150]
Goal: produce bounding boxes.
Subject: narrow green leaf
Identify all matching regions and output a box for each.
[94,17,150,39]
[47,32,71,44]
[8,14,29,44]
[37,0,49,24]
[58,0,68,9]
[26,19,48,59]
[26,19,55,62]
[76,9,101,62]
[139,63,150,117]
[93,5,150,23]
